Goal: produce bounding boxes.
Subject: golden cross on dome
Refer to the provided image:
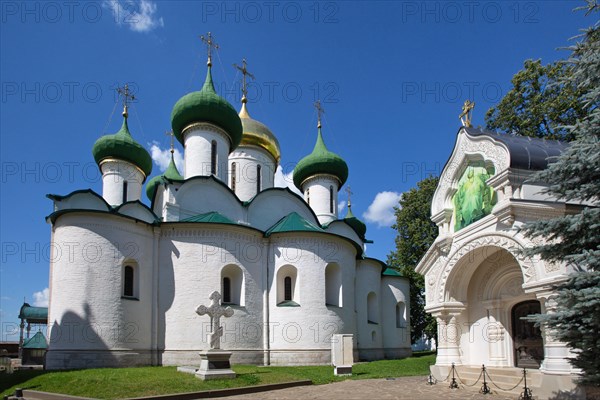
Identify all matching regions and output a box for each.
[346,185,353,208]
[314,100,325,128]
[459,99,475,127]
[233,58,255,103]
[116,84,136,117]
[200,32,219,66]
[165,130,175,154]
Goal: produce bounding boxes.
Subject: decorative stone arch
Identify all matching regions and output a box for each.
[432,130,509,218]
[437,233,537,304]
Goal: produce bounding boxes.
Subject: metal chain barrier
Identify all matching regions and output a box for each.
[425,363,534,399]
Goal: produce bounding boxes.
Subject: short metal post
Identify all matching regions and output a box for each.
[449,363,459,389]
[480,364,491,394]
[519,368,533,400]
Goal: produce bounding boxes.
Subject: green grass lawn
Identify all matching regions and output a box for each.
[0,352,435,399]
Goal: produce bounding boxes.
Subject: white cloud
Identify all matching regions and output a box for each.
[338,200,346,215]
[363,191,401,227]
[104,0,164,33]
[150,142,184,173]
[33,288,49,307]
[274,166,302,196]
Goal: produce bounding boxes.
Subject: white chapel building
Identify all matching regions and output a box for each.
[44,56,411,369]
[416,126,583,397]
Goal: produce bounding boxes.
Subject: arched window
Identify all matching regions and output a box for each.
[122,181,128,203]
[123,265,135,298]
[221,265,244,305]
[325,263,342,307]
[306,188,310,205]
[284,277,292,301]
[277,265,298,306]
[256,165,262,194]
[367,292,378,324]
[210,140,217,175]
[231,162,237,193]
[396,302,406,328]
[223,277,232,303]
[329,185,334,213]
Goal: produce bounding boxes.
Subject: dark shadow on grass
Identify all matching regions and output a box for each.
[410,351,436,358]
[0,370,48,392]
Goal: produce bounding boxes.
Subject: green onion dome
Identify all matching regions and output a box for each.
[145,153,183,200]
[344,205,367,239]
[239,102,281,162]
[171,66,243,150]
[293,127,348,190]
[92,114,153,178]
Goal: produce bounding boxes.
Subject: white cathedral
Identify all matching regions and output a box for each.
[44,52,411,369]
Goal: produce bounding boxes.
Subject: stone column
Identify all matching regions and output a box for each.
[434,312,463,365]
[484,301,508,367]
[537,293,574,374]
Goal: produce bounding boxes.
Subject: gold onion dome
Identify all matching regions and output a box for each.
[92,110,153,179]
[238,102,281,162]
[171,66,243,149]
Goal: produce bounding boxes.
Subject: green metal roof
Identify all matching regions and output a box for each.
[22,331,47,349]
[18,303,48,322]
[382,267,403,277]
[265,212,325,237]
[277,300,300,307]
[171,66,243,149]
[343,205,367,240]
[145,154,183,200]
[180,211,237,225]
[293,127,348,190]
[92,116,153,177]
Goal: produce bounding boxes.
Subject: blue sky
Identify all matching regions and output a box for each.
[0,1,592,340]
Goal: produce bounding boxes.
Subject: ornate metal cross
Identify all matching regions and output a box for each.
[459,99,475,127]
[314,100,325,128]
[200,32,219,66]
[233,58,255,103]
[346,185,353,208]
[165,130,175,154]
[116,84,136,117]
[195,291,234,350]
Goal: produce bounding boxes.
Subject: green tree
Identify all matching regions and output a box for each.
[523,2,599,385]
[388,175,439,344]
[485,59,588,140]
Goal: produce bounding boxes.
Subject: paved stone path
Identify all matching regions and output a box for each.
[224,376,517,399]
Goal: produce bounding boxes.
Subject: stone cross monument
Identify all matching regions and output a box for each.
[195,291,234,350]
[192,290,236,380]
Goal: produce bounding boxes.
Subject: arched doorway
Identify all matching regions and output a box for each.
[511,300,543,368]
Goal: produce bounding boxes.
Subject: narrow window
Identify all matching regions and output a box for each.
[124,266,134,297]
[256,165,262,194]
[211,140,217,175]
[223,277,231,303]
[329,185,334,213]
[122,181,128,203]
[307,188,310,205]
[284,276,292,301]
[231,162,237,193]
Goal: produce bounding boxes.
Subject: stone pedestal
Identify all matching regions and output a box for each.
[332,334,353,376]
[195,350,236,380]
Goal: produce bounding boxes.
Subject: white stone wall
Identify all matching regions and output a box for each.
[355,259,383,360]
[46,213,155,369]
[302,175,339,225]
[381,276,412,358]
[228,146,276,201]
[100,159,145,206]
[267,233,357,365]
[159,226,266,366]
[183,124,230,182]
